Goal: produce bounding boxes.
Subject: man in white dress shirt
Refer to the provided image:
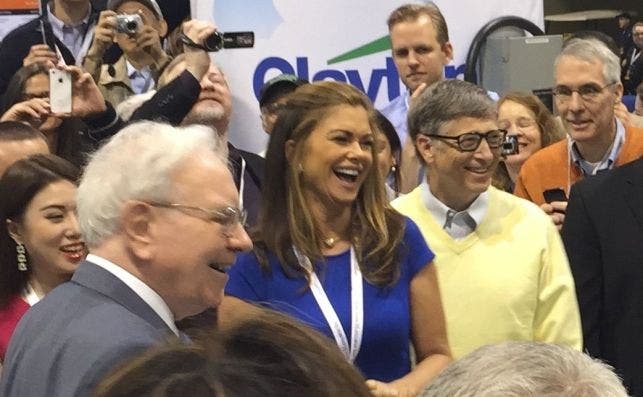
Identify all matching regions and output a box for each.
[0,121,252,397]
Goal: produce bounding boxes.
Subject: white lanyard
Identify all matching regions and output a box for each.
[293,246,364,362]
[238,157,246,209]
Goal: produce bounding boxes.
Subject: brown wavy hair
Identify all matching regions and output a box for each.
[256,81,406,287]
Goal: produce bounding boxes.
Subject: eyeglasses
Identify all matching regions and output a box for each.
[147,202,247,230]
[426,129,507,152]
[552,82,617,103]
[498,117,537,131]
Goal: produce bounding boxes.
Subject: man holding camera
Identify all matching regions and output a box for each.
[83,0,170,108]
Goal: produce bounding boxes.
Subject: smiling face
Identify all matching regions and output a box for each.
[418,117,501,210]
[144,154,252,319]
[390,15,453,92]
[11,180,85,283]
[294,105,374,211]
[497,100,543,169]
[554,55,622,145]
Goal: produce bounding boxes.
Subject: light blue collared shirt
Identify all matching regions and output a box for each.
[126,60,154,95]
[568,118,626,176]
[47,3,91,61]
[420,180,489,240]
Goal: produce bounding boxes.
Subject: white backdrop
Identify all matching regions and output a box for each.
[192,0,544,153]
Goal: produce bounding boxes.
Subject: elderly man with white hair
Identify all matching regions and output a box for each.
[421,341,629,397]
[0,121,252,397]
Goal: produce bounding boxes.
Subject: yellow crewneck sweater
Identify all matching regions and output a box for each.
[393,186,582,359]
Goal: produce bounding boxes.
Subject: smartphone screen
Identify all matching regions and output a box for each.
[49,69,72,114]
[543,188,568,204]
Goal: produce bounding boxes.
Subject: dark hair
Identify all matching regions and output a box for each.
[2,64,87,168]
[259,81,405,287]
[93,310,372,397]
[0,121,47,142]
[0,154,80,309]
[374,110,402,195]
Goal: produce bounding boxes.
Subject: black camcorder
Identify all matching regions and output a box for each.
[203,31,255,52]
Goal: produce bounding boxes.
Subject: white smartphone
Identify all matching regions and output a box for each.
[49,69,72,114]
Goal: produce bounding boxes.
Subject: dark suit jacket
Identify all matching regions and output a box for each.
[562,156,643,396]
[0,261,180,397]
[623,47,642,95]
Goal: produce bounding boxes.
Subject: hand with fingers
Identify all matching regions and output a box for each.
[181,20,218,81]
[86,10,118,61]
[23,44,59,69]
[0,98,51,128]
[540,201,567,231]
[366,379,402,397]
[53,66,107,118]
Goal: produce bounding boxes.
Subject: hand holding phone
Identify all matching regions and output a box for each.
[49,69,72,114]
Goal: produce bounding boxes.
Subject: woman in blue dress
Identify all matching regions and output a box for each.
[220,81,451,396]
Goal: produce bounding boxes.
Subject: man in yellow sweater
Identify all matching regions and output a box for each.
[392,79,582,359]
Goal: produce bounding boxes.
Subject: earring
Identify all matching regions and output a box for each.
[390,164,397,173]
[16,243,27,271]
[298,163,304,173]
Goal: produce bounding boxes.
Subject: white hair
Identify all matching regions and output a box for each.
[77,121,228,247]
[556,38,621,85]
[421,341,629,397]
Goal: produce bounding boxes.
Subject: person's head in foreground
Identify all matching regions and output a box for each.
[421,341,629,397]
[92,310,372,397]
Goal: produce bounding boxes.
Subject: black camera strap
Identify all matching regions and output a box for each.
[178,33,208,51]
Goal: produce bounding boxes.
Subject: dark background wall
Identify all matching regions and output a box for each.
[544,0,642,38]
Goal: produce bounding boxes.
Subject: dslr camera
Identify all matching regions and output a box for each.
[501,135,519,156]
[116,14,142,35]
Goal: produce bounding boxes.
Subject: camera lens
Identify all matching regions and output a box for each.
[204,32,224,52]
[126,21,137,32]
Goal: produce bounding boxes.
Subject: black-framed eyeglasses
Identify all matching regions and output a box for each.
[426,129,507,152]
[147,202,247,229]
[552,82,617,103]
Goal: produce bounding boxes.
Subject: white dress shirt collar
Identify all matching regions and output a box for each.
[420,180,489,239]
[87,254,179,336]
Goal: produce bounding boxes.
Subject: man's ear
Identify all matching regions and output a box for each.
[442,41,454,63]
[121,201,155,261]
[614,82,624,103]
[6,219,24,245]
[415,134,436,165]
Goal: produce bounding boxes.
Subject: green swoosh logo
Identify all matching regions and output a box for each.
[327,35,391,65]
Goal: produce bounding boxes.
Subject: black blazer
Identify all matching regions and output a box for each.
[562,156,643,396]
